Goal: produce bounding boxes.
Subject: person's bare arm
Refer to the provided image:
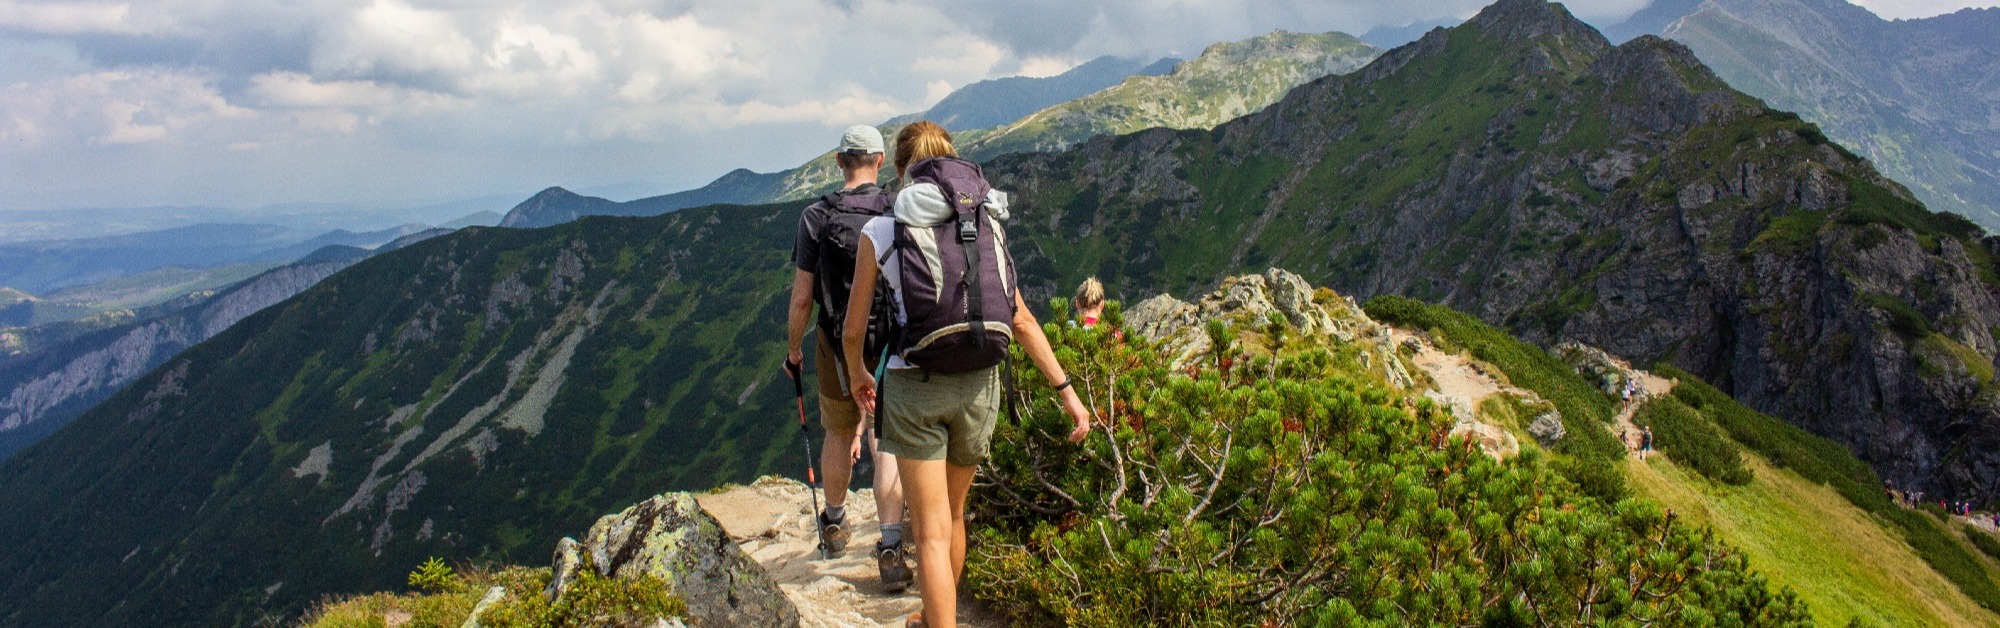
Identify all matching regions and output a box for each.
[785,269,814,371]
[1013,292,1091,442]
[844,238,881,414]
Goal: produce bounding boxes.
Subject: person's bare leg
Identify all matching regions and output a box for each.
[945,463,976,582]
[821,422,859,508]
[874,433,905,527]
[901,457,956,627]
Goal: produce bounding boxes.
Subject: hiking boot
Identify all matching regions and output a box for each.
[816,511,849,557]
[877,541,913,592]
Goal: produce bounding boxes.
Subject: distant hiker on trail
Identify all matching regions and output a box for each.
[783,124,913,590]
[842,121,1092,628]
[1640,426,1655,461]
[1074,277,1106,328]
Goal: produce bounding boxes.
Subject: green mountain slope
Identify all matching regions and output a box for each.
[1622,0,2000,230]
[497,31,1381,229]
[0,210,809,625]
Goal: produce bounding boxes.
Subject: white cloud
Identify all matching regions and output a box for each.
[1850,0,2000,19]
[0,1,168,35]
[0,68,249,147]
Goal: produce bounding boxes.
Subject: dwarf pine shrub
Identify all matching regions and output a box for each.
[967,305,1808,625]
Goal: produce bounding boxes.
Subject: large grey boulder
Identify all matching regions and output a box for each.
[551,493,799,627]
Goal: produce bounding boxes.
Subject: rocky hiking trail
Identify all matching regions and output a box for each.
[697,478,1002,628]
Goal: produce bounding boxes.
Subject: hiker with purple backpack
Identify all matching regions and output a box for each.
[842,121,1092,628]
[784,124,913,590]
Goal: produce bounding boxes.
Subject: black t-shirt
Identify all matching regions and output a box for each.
[791,183,883,275]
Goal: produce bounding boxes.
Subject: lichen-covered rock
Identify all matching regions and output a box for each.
[553,493,799,627]
[545,537,583,599]
[459,586,507,628]
[1528,412,1568,447]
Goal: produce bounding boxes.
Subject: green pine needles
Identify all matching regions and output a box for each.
[966,304,1808,625]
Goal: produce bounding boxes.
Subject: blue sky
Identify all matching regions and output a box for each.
[0,0,1992,212]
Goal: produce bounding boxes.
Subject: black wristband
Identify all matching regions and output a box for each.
[1053,378,1072,391]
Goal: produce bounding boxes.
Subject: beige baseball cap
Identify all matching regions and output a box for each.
[838,125,885,155]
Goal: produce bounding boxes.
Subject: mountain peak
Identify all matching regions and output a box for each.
[1468,0,1611,51]
[499,186,618,228]
[527,186,580,201]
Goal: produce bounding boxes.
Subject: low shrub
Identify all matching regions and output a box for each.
[1633,397,1752,485]
[1964,523,2000,562]
[302,564,684,628]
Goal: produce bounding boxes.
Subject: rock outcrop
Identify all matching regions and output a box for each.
[550,493,798,627]
[1129,268,1524,459]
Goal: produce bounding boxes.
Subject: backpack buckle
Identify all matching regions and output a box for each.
[957,215,978,243]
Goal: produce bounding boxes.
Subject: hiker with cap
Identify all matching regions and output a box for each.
[783,123,913,590]
[842,121,1092,628]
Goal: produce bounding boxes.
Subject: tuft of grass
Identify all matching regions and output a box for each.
[1965,524,2000,563]
[1858,293,1935,339]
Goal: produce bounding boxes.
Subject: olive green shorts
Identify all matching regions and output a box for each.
[879,366,1001,467]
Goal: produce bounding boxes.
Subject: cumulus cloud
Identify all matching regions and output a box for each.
[0,68,248,146]
[0,1,170,36]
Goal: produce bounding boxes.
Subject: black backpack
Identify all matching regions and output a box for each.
[888,157,1018,373]
[813,188,897,364]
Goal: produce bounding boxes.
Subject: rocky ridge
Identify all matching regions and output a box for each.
[1127,268,1532,459]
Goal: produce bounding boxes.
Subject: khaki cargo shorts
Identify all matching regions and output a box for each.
[878,366,1001,467]
[814,331,870,433]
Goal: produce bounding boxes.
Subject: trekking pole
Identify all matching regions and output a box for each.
[787,361,825,558]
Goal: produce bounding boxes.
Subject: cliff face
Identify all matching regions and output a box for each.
[984,0,2000,497]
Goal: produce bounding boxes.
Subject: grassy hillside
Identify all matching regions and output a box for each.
[1629,453,1996,625]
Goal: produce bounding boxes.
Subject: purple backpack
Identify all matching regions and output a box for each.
[889,157,1018,373]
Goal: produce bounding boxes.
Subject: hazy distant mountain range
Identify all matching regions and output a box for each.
[0,229,452,462]
[886,55,1180,132]
[499,31,1382,229]
[1605,0,2000,230]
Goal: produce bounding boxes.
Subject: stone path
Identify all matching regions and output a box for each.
[697,477,1001,628]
